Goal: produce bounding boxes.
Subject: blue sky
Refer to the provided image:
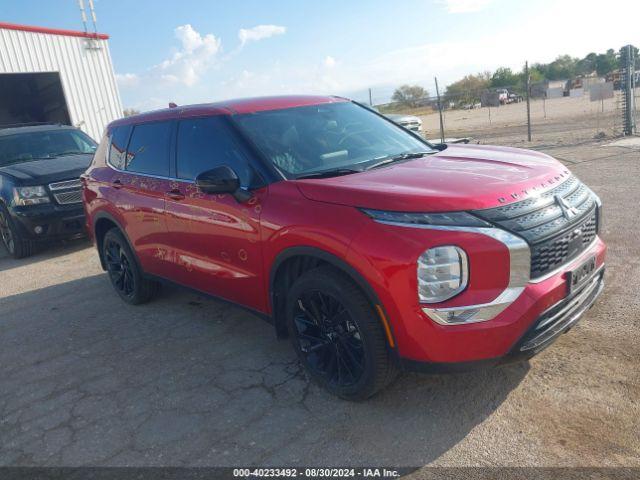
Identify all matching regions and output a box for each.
[3,0,639,110]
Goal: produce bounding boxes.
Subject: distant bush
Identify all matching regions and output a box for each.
[391,85,428,108]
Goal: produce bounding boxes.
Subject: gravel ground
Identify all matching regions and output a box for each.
[0,134,639,472]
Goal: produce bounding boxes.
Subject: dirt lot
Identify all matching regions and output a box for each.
[0,113,639,473]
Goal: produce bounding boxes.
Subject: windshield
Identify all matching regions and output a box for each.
[233,102,434,178]
[0,129,97,167]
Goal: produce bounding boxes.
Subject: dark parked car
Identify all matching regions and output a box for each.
[0,124,97,258]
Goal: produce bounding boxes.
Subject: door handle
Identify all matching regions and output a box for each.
[166,189,185,200]
[111,179,123,189]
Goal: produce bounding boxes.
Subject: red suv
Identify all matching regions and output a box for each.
[82,95,606,400]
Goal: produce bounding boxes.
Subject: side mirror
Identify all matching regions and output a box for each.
[195,165,252,202]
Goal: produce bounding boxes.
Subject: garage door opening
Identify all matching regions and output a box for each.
[0,72,71,128]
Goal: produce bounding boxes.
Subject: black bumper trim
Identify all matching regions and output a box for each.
[10,204,86,240]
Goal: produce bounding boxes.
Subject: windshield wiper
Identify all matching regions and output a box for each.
[366,151,432,170]
[295,168,362,180]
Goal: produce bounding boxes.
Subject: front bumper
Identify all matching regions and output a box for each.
[399,251,606,373]
[347,216,607,365]
[10,203,86,241]
[511,265,604,357]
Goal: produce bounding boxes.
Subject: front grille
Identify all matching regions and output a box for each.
[530,211,597,277]
[474,176,600,279]
[53,190,82,205]
[48,178,82,205]
[49,179,82,191]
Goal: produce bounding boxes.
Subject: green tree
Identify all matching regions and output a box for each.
[618,45,639,67]
[576,52,598,75]
[595,49,618,76]
[490,67,519,88]
[391,85,428,107]
[545,55,578,80]
[444,72,490,105]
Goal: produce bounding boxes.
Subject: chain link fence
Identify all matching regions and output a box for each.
[365,49,638,147]
[368,84,638,147]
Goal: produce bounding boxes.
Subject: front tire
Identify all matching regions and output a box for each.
[102,228,159,305]
[286,266,396,400]
[0,205,33,259]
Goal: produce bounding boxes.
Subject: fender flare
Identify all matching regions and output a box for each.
[269,246,394,346]
[92,211,140,271]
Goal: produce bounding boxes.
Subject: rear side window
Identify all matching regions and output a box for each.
[109,125,131,170]
[176,116,256,186]
[126,121,171,177]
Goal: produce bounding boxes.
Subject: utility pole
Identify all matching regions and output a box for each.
[622,45,636,135]
[435,76,445,143]
[525,61,532,141]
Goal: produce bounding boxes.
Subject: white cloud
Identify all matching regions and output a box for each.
[157,24,222,87]
[115,73,139,87]
[118,0,640,110]
[440,0,493,13]
[238,25,286,46]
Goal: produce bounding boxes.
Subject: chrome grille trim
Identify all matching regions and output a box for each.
[49,179,82,191]
[53,190,83,205]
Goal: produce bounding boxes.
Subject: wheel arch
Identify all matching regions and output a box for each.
[269,246,395,347]
[92,212,138,271]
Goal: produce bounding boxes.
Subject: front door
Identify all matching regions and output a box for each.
[164,115,267,312]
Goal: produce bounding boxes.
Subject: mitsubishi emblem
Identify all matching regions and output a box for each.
[555,195,579,220]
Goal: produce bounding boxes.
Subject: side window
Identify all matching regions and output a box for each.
[126,122,171,177]
[176,116,256,186]
[108,125,131,170]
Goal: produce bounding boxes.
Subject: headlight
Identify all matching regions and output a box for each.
[13,186,50,206]
[418,246,468,303]
[361,209,491,227]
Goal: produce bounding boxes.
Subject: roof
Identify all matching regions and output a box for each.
[0,22,109,40]
[0,124,76,137]
[110,95,349,128]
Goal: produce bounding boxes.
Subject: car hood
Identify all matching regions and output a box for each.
[294,144,570,212]
[0,154,92,185]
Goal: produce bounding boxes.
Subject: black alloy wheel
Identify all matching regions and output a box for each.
[0,208,15,255]
[293,289,366,388]
[0,206,32,259]
[105,237,136,298]
[102,228,159,304]
[286,266,396,400]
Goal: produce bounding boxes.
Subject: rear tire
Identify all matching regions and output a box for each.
[0,205,33,259]
[286,266,396,400]
[102,228,159,305]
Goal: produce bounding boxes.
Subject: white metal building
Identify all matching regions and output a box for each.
[0,22,122,140]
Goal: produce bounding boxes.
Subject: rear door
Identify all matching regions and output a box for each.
[115,120,173,277]
[163,115,267,311]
